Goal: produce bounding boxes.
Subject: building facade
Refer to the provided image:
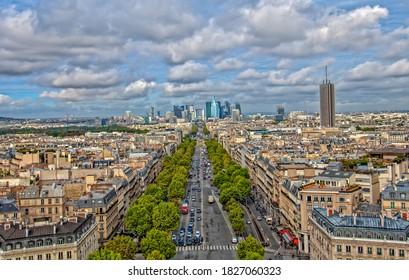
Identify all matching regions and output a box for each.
[319,81,335,127]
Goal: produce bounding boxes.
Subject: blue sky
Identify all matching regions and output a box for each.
[0,0,408,118]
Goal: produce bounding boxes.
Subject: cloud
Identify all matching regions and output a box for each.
[237,68,268,80]
[34,67,122,88]
[346,59,409,81]
[214,58,244,71]
[0,94,12,105]
[168,61,210,83]
[123,80,156,98]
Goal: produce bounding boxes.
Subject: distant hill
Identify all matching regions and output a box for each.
[0,117,22,121]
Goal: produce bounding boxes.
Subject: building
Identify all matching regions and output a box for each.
[235,102,242,115]
[75,186,118,246]
[319,74,335,127]
[210,97,220,119]
[299,183,362,254]
[18,184,66,224]
[232,109,240,122]
[124,111,132,124]
[381,181,409,217]
[309,208,409,260]
[276,105,284,122]
[0,214,98,260]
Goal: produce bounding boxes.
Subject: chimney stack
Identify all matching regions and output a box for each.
[380,215,385,227]
[353,213,357,225]
[25,226,29,237]
[53,223,57,234]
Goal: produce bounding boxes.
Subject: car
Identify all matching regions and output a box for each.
[192,197,196,202]
[190,211,195,217]
[185,238,193,246]
[257,216,262,221]
[190,207,195,212]
[197,216,202,221]
[195,231,200,239]
[172,234,177,243]
[231,236,238,244]
[187,232,193,239]
[177,238,185,246]
[190,217,195,223]
[197,208,201,213]
[246,220,251,224]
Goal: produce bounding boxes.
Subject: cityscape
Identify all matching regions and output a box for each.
[0,0,409,262]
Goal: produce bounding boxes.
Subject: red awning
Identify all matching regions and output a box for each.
[293,238,299,246]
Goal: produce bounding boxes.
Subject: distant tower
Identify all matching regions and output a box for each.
[235,102,242,115]
[150,107,155,118]
[125,111,132,124]
[319,66,335,127]
[276,105,284,122]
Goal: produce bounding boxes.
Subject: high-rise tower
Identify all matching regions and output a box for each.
[319,67,335,127]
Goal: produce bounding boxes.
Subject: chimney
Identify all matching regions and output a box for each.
[4,223,11,231]
[380,215,385,227]
[353,213,357,225]
[25,226,29,237]
[53,223,57,234]
[327,208,334,216]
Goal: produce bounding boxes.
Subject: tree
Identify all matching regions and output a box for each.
[213,172,228,188]
[126,204,152,237]
[234,177,252,199]
[168,180,185,201]
[219,186,240,204]
[105,235,138,260]
[152,202,180,232]
[146,250,166,260]
[231,216,246,233]
[140,229,176,259]
[237,235,265,260]
[87,248,122,260]
[244,251,264,260]
[144,184,166,201]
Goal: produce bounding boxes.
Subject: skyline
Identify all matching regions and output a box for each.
[0,0,409,118]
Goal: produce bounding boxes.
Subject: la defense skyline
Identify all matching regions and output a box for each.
[319,67,336,128]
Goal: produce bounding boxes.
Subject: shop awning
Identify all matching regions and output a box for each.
[293,238,299,246]
[282,232,292,243]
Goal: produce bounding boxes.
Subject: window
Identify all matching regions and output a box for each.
[48,199,52,204]
[15,242,22,249]
[99,216,104,222]
[367,247,372,255]
[377,248,382,256]
[67,251,72,259]
[58,238,64,244]
[400,193,406,200]
[55,198,60,204]
[15,257,20,260]
[339,197,345,202]
[389,249,395,256]
[6,244,12,251]
[327,197,332,203]
[58,252,63,260]
[46,239,52,246]
[399,249,405,257]
[391,202,395,208]
[313,197,318,202]
[336,245,342,252]
[320,197,325,202]
[100,233,104,239]
[55,207,59,214]
[36,240,43,247]
[25,209,29,215]
[40,208,45,213]
[346,246,351,253]
[41,199,44,205]
[357,246,363,254]
[46,253,51,260]
[390,192,396,198]
[28,256,34,260]
[37,255,42,260]
[389,235,394,241]
[48,208,52,214]
[402,203,406,209]
[28,241,35,248]
[307,196,311,202]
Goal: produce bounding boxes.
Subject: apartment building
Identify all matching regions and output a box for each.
[381,181,409,216]
[18,184,66,224]
[309,208,409,260]
[298,183,362,254]
[75,186,118,246]
[0,198,20,223]
[0,214,98,260]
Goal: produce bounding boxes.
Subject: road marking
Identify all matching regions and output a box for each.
[176,244,238,252]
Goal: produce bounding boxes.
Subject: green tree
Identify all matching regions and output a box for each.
[168,180,185,201]
[105,235,138,260]
[234,177,252,199]
[237,235,265,260]
[219,186,240,204]
[231,216,246,233]
[144,184,166,201]
[213,171,228,188]
[140,229,176,260]
[146,250,166,260]
[87,248,122,260]
[152,202,180,232]
[126,204,152,237]
[245,251,264,260]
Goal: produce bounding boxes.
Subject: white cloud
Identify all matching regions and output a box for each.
[0,94,12,104]
[214,58,245,71]
[124,80,156,98]
[347,59,409,81]
[168,61,210,83]
[35,67,122,88]
[237,68,268,80]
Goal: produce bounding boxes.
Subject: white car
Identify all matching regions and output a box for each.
[231,236,238,244]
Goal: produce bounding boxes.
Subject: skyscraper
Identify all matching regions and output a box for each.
[319,68,335,127]
[210,97,220,119]
[235,102,242,115]
[125,111,132,124]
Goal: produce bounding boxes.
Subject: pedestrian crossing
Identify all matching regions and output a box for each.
[176,245,238,252]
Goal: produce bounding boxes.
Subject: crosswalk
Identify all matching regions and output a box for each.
[176,245,238,252]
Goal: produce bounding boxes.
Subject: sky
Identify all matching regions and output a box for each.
[0,0,409,118]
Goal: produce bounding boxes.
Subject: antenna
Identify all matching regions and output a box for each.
[325,65,328,83]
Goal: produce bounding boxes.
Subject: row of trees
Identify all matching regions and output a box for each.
[237,236,265,260]
[206,139,251,205]
[191,124,198,136]
[226,198,246,233]
[203,125,210,135]
[88,235,138,260]
[124,137,196,260]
